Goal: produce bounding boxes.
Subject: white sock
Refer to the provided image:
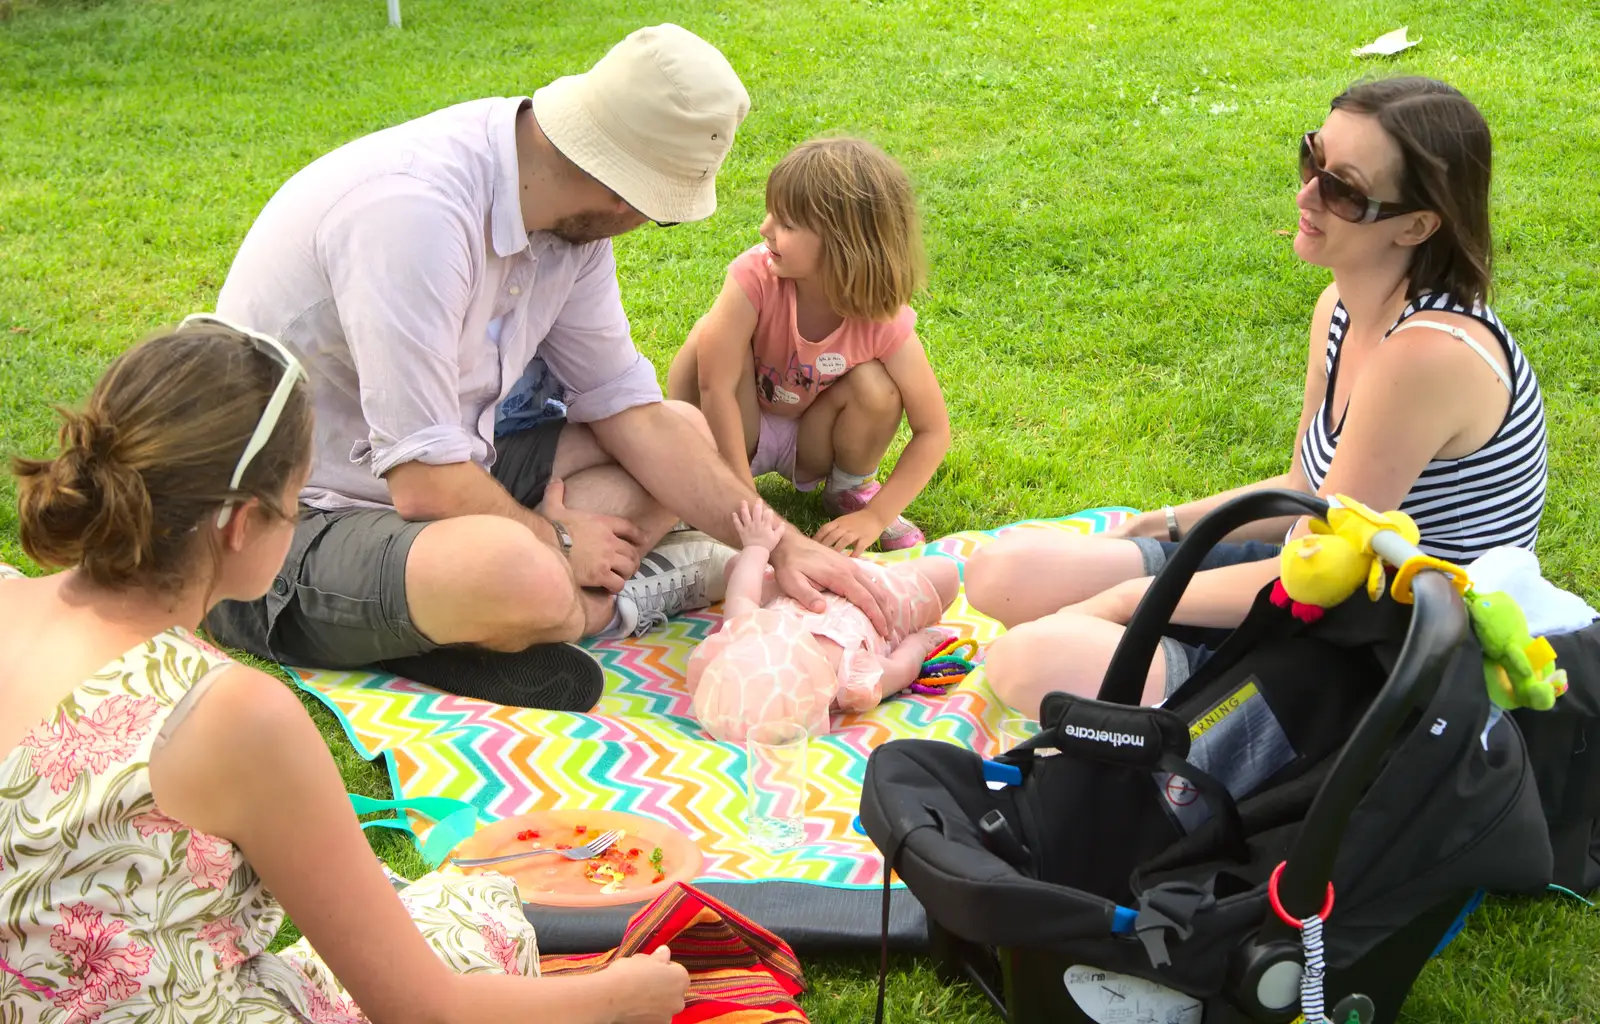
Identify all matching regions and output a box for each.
[595,597,635,639]
[828,466,874,493]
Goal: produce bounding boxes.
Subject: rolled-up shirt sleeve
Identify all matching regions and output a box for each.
[316,178,478,477]
[536,240,663,423]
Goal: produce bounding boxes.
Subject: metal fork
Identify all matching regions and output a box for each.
[450,828,624,868]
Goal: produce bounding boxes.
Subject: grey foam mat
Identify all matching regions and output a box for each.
[520,882,927,954]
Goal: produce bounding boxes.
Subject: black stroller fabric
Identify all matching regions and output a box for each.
[862,548,1554,1003]
[1517,620,1600,892]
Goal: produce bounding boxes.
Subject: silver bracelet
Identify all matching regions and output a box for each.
[1163,506,1181,542]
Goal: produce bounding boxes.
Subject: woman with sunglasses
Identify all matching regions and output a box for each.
[965,76,1549,716]
[0,320,688,1020]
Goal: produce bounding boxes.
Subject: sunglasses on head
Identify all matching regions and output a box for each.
[1299,131,1421,225]
[177,313,307,529]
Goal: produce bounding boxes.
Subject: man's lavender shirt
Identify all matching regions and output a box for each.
[217,96,662,512]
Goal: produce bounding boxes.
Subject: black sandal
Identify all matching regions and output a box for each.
[378,642,604,712]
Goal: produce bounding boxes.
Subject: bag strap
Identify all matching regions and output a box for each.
[348,793,479,868]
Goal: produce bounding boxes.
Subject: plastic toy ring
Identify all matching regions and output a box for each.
[1267,861,1335,928]
[942,638,980,662]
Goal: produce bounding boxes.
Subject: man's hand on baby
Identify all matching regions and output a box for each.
[733,500,786,550]
[769,535,893,636]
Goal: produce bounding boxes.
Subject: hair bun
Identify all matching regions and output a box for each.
[60,410,122,460]
[14,406,156,583]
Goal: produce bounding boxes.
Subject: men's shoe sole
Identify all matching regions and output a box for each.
[378,642,604,711]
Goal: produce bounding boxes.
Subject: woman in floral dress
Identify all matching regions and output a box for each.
[0,318,689,1023]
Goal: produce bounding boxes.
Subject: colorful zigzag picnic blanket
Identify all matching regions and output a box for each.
[292,511,1129,888]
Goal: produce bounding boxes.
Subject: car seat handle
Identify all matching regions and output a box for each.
[1098,490,1330,706]
[1264,567,1468,936]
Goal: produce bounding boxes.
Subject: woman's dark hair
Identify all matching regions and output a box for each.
[12,323,313,593]
[1332,76,1494,306]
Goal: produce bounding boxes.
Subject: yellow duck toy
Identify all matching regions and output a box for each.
[1272,495,1568,712]
[1272,498,1420,622]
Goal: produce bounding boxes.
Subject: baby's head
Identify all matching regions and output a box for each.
[689,608,836,743]
[763,137,924,322]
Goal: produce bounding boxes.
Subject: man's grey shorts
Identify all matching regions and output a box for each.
[205,419,565,668]
[1128,536,1282,695]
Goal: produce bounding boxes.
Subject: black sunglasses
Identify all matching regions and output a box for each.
[1299,131,1421,224]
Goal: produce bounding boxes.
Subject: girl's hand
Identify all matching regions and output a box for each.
[733,500,786,550]
[603,946,690,1023]
[815,509,886,554]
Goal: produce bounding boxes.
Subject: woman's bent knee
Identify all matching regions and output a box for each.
[984,627,1052,718]
[963,538,1033,624]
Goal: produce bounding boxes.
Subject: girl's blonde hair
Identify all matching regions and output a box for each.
[765,137,924,322]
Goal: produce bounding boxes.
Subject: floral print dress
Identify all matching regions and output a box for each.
[0,564,540,1023]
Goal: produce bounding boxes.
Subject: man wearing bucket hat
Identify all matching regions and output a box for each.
[206,24,894,709]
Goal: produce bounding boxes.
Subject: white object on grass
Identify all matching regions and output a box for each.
[1352,27,1419,56]
[387,0,401,28]
[1468,546,1600,638]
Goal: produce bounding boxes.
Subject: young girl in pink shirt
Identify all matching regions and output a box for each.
[668,137,951,553]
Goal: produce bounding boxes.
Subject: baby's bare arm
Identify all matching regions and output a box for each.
[722,546,772,619]
[875,629,950,702]
[724,501,787,618]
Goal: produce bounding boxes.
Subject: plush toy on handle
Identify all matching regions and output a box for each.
[1268,494,1567,712]
[1463,589,1569,711]
[1271,497,1421,623]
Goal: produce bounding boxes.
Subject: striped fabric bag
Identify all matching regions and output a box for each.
[539,882,808,1023]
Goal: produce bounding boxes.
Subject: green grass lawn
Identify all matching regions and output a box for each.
[4,0,1598,1020]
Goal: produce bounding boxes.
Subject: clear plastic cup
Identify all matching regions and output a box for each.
[1000,714,1041,752]
[746,722,809,851]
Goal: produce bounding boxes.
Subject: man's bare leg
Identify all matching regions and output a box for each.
[404,514,589,648]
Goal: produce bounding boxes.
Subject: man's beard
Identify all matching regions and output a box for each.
[548,209,640,245]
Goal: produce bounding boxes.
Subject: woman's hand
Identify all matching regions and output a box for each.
[733,500,786,550]
[1105,510,1160,541]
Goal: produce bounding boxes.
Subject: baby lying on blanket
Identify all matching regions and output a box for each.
[688,501,960,742]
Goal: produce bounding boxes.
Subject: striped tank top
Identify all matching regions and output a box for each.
[1299,293,1549,562]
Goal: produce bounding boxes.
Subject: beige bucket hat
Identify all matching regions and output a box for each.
[533,24,751,225]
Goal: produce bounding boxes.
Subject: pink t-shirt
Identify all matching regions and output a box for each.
[728,244,917,416]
